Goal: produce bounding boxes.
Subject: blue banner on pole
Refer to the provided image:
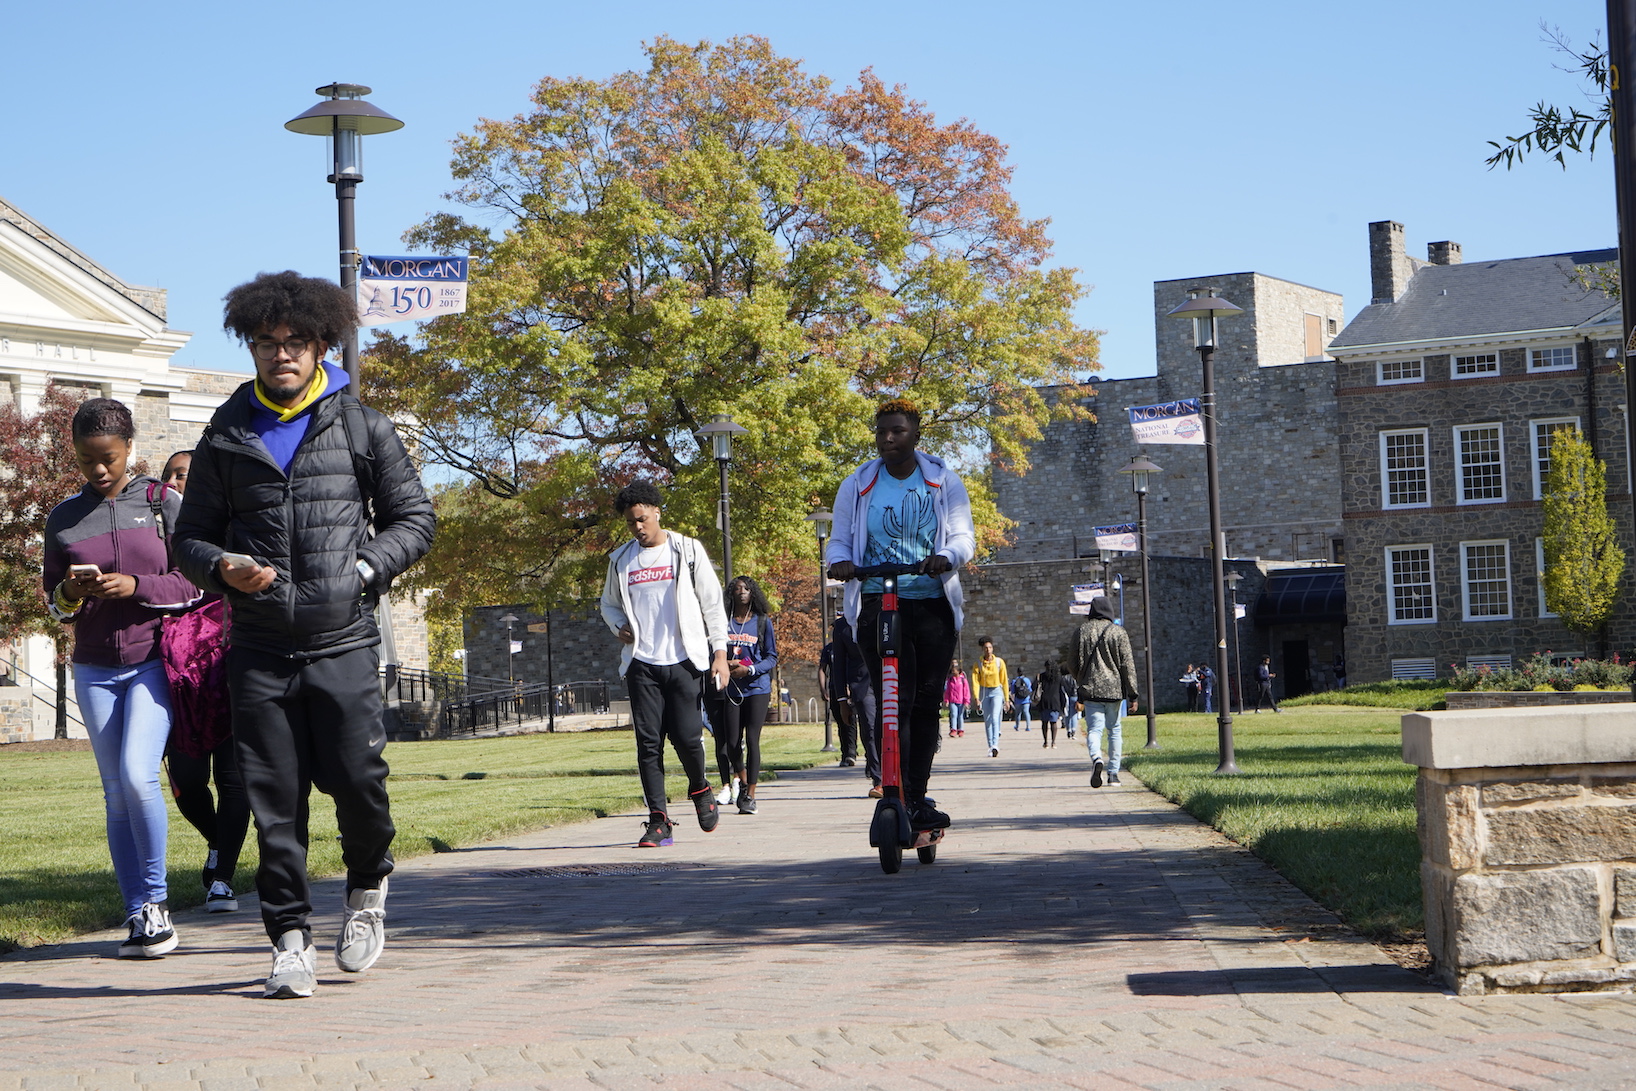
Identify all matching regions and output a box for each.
[1092,523,1139,552]
[358,255,470,326]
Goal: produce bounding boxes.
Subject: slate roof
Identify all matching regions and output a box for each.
[0,194,168,320]
[1329,248,1618,350]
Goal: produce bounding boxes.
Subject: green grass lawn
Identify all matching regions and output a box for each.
[1124,705,1421,940]
[0,723,827,951]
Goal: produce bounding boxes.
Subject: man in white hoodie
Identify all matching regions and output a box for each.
[826,399,975,831]
[600,480,729,848]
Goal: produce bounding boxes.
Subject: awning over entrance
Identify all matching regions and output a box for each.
[1252,567,1346,626]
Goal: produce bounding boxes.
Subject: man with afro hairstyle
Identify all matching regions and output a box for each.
[173,271,435,999]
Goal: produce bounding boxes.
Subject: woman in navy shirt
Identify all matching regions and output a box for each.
[710,575,778,814]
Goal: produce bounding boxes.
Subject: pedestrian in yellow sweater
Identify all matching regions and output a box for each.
[970,638,1011,756]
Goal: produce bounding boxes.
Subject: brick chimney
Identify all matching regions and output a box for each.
[1427,240,1462,265]
[1369,220,1423,304]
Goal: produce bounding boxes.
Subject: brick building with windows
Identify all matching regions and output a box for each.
[1328,220,1632,683]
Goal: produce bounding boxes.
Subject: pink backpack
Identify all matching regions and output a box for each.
[148,481,232,758]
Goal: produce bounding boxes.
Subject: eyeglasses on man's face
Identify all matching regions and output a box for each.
[251,337,315,361]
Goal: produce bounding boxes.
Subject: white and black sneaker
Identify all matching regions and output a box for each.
[205,880,238,913]
[1090,757,1105,789]
[265,930,317,999]
[201,848,219,892]
[335,878,388,973]
[118,901,178,958]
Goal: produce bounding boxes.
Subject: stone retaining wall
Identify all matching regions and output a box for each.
[0,693,35,744]
[1443,691,1632,710]
[1404,706,1636,994]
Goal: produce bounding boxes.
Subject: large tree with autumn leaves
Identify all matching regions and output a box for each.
[367,36,1098,620]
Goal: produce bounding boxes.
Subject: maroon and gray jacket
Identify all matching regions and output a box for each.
[42,477,201,668]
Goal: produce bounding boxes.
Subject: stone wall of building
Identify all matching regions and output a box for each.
[998,271,1345,567]
[466,605,626,691]
[0,693,34,744]
[1338,340,1636,683]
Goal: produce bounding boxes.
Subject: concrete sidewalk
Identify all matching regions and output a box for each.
[4,730,1635,1089]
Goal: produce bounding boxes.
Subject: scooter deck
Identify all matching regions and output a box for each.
[911,828,946,849]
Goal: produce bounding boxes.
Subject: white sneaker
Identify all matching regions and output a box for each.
[335,877,388,973]
[714,783,736,806]
[265,930,316,998]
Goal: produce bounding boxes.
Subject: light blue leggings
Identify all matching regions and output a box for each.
[76,658,172,916]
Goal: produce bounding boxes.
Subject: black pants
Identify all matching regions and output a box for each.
[627,659,712,816]
[833,680,880,782]
[711,691,769,787]
[1255,681,1279,711]
[857,595,956,801]
[166,737,250,886]
[229,645,395,943]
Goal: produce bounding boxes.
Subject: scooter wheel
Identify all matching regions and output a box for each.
[917,843,938,865]
[879,842,903,874]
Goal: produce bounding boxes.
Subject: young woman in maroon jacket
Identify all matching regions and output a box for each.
[43,400,201,958]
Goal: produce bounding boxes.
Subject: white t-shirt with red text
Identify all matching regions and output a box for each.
[626,542,686,666]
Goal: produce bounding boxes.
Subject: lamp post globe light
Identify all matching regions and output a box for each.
[1117,455,1162,750]
[1164,288,1241,774]
[1225,570,1245,716]
[695,414,748,583]
[284,83,404,392]
[806,509,835,749]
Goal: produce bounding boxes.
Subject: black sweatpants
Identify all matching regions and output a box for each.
[166,737,251,886]
[627,658,712,816]
[711,691,770,787]
[229,645,395,943]
[856,595,956,801]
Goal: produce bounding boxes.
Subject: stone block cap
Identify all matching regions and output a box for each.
[1403,706,1636,769]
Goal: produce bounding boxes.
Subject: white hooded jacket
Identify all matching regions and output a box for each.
[600,530,728,676]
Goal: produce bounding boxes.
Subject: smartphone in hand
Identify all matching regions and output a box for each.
[69,564,103,581]
[221,552,258,571]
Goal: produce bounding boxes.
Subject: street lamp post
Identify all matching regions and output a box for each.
[1117,456,1163,751]
[283,83,404,391]
[695,414,748,583]
[1165,289,1241,774]
[1099,547,1114,597]
[499,614,519,686]
[807,509,835,751]
[1225,571,1245,716]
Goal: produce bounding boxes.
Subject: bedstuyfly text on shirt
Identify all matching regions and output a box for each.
[627,543,686,665]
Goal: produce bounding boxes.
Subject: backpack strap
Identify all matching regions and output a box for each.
[339,396,377,506]
[145,480,170,539]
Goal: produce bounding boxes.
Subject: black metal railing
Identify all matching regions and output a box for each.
[436,678,616,738]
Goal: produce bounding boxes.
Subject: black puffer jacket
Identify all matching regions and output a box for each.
[172,380,435,659]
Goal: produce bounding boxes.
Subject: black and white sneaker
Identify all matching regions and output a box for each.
[205,880,238,913]
[907,799,951,830]
[1107,772,1122,786]
[118,901,178,958]
[201,848,219,892]
[1091,758,1105,788]
[738,790,757,815]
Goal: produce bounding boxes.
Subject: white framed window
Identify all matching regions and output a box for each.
[1460,539,1512,621]
[1455,423,1506,503]
[1529,345,1577,372]
[1386,544,1436,624]
[1531,417,1580,499]
[1377,359,1424,385]
[1380,429,1430,508]
[1536,537,1558,618]
[1452,352,1499,378]
[1391,657,1437,680]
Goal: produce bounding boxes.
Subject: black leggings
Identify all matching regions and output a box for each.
[857,595,957,801]
[166,737,251,886]
[712,692,770,788]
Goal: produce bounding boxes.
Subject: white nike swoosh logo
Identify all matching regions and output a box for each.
[368,736,384,748]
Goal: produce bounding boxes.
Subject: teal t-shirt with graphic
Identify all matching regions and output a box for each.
[863,465,943,598]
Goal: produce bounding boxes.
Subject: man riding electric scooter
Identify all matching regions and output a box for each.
[827,399,976,849]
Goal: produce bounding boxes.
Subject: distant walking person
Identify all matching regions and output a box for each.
[1010,671,1033,732]
[173,272,436,998]
[45,399,202,959]
[1060,668,1080,739]
[1200,663,1216,715]
[822,610,880,792]
[1254,656,1281,713]
[600,480,728,846]
[709,575,778,815]
[1179,663,1200,712]
[972,637,1009,757]
[1072,597,1139,788]
[1036,661,1062,748]
[945,660,970,737]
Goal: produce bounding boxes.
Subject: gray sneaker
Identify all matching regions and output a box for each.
[265,930,316,999]
[1107,771,1122,786]
[335,877,388,973]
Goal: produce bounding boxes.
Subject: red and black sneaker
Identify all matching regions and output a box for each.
[638,812,673,848]
[690,786,720,832]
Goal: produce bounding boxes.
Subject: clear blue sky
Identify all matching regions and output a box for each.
[3,0,1613,381]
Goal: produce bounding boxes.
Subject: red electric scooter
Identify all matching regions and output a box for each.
[850,560,946,874]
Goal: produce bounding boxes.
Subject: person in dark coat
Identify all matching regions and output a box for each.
[1036,660,1063,748]
[173,271,435,1000]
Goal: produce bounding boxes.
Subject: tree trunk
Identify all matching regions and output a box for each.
[53,635,67,740]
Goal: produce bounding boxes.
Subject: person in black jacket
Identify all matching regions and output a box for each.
[173,272,435,1000]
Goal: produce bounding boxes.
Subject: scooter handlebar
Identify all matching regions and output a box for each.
[842,560,934,580]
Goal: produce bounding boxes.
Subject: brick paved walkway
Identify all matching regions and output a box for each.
[4,731,1635,1089]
